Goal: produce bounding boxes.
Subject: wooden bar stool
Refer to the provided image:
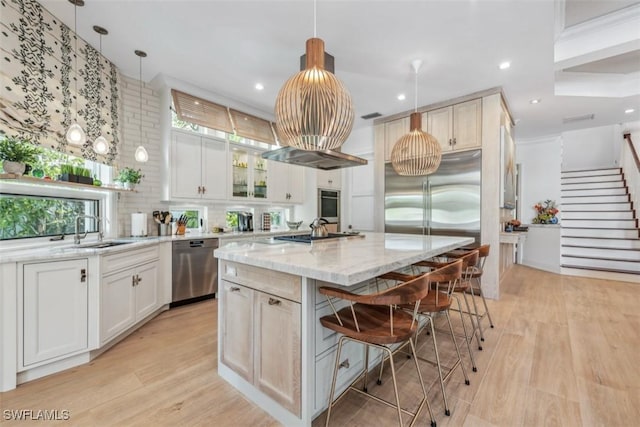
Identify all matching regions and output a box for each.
[412,250,481,366]
[438,245,494,344]
[319,273,438,427]
[377,260,470,417]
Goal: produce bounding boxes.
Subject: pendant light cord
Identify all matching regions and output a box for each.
[139,54,143,145]
[414,68,418,112]
[313,0,317,37]
[74,3,78,122]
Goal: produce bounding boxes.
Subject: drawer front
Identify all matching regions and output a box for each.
[102,246,159,275]
[314,340,365,414]
[221,261,301,303]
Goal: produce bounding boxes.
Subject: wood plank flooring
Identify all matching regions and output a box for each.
[1,265,639,426]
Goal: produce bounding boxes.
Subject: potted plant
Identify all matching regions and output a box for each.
[0,136,40,175]
[115,167,144,189]
[59,164,77,182]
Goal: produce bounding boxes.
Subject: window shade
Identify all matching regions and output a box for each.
[0,0,122,165]
[171,89,233,134]
[229,109,276,144]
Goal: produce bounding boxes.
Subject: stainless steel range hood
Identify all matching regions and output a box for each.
[261,146,367,170]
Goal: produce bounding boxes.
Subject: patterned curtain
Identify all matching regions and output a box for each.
[0,0,121,165]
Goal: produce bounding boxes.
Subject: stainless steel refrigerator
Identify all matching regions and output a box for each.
[385,149,481,242]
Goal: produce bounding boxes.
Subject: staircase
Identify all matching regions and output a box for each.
[560,167,640,277]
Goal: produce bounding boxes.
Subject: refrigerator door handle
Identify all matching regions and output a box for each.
[422,181,427,235]
[427,180,432,236]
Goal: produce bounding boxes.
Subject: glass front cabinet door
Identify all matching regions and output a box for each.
[230,147,268,200]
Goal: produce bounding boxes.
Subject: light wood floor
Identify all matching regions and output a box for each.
[2,265,639,426]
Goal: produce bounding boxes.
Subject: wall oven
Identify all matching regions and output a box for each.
[318,189,340,224]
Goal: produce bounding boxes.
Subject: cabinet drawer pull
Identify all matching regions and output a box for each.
[132,275,137,287]
[268,297,281,306]
[136,274,142,283]
[339,358,350,369]
[80,269,87,283]
[230,286,240,292]
[448,138,452,146]
[452,137,456,145]
[202,186,206,194]
[197,186,202,194]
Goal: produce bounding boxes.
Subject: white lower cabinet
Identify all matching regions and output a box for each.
[101,250,160,345]
[22,259,88,367]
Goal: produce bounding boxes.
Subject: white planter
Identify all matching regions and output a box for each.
[2,160,26,175]
[123,182,134,190]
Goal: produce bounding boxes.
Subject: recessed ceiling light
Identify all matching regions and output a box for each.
[397,94,406,101]
[625,108,635,114]
[194,101,200,105]
[499,61,511,70]
[255,83,264,91]
[530,98,541,104]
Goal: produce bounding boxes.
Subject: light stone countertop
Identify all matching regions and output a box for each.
[214,232,474,286]
[0,229,308,264]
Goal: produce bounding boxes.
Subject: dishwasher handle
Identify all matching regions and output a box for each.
[189,240,205,247]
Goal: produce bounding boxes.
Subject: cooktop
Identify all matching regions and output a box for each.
[274,233,360,243]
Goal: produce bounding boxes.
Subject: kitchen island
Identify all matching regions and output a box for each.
[214,232,473,426]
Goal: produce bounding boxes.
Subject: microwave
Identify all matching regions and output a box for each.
[318,189,340,223]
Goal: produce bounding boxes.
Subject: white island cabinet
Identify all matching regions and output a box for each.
[214,232,473,426]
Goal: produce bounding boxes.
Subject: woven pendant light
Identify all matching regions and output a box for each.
[391,60,441,176]
[274,1,354,150]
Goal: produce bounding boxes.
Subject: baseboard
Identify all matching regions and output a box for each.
[521,260,561,274]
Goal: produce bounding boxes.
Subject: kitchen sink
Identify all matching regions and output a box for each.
[75,241,135,249]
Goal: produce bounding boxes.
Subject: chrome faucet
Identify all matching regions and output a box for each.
[74,215,103,244]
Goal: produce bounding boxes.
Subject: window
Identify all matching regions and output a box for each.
[0,193,99,240]
[170,206,206,230]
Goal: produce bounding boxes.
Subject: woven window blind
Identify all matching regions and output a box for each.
[229,109,276,144]
[171,89,233,134]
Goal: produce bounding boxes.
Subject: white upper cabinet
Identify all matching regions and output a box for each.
[425,99,482,152]
[171,130,227,200]
[317,169,342,190]
[270,161,305,204]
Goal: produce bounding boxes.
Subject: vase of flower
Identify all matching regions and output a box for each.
[532,199,559,224]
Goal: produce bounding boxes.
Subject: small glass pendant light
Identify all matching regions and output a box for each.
[66,0,86,146]
[92,25,109,155]
[135,49,148,163]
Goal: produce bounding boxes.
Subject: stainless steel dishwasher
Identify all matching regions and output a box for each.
[171,239,218,306]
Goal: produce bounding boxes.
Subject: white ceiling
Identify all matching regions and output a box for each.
[38,0,640,141]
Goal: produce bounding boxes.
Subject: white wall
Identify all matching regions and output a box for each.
[561,124,622,171]
[522,225,561,273]
[515,135,562,224]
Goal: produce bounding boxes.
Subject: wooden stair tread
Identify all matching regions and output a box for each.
[561,254,640,263]
[561,264,640,275]
[562,244,640,251]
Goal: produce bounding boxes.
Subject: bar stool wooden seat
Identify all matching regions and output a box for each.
[319,272,438,427]
[376,260,471,417]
